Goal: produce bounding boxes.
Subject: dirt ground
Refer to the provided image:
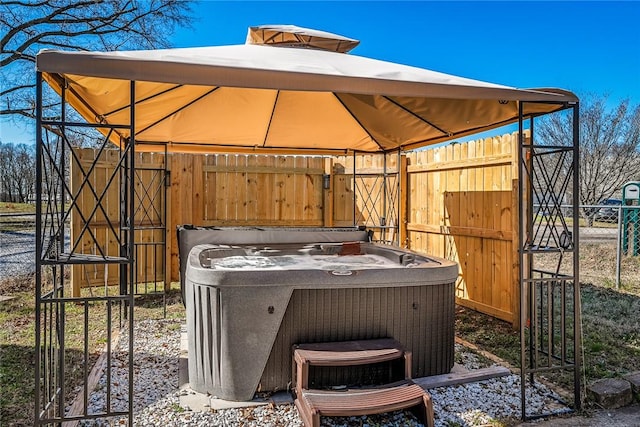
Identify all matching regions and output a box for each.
[520,404,640,426]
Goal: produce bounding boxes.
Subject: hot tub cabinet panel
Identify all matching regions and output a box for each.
[184,239,458,401]
[261,284,455,392]
[186,282,294,400]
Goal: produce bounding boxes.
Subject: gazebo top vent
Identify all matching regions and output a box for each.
[246,24,360,53]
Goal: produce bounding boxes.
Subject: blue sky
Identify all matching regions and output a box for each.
[2,0,639,144]
[174,1,640,100]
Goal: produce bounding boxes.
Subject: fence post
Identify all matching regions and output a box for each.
[399,154,408,247]
[323,157,334,227]
[615,205,623,289]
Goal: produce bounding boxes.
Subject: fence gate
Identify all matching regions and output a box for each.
[131,146,169,314]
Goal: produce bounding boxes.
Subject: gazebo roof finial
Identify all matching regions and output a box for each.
[246,24,360,53]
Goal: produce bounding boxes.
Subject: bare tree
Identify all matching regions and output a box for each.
[0,142,36,203]
[1,0,193,124]
[0,144,14,201]
[537,95,640,222]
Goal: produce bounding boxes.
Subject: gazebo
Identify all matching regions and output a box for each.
[34,25,581,425]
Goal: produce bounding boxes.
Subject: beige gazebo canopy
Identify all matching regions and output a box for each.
[36,25,577,154]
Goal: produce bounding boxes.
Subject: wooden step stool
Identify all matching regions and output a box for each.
[292,338,435,427]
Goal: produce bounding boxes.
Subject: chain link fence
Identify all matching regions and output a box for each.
[615,206,640,291]
[550,204,640,293]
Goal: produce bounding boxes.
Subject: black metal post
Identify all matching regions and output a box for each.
[572,102,582,410]
[353,150,357,227]
[518,100,582,420]
[382,152,387,243]
[34,70,43,426]
[57,77,68,419]
[397,148,402,246]
[517,101,527,420]
[163,143,169,316]
[34,72,136,425]
[128,80,137,426]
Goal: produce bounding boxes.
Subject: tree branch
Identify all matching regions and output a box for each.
[0,107,35,119]
[1,3,192,66]
[1,1,97,50]
[1,0,193,125]
[1,0,48,7]
[1,83,35,97]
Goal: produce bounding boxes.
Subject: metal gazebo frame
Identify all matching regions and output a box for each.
[35,77,137,424]
[34,76,581,425]
[517,102,582,419]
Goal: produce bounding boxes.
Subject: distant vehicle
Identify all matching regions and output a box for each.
[594,198,622,222]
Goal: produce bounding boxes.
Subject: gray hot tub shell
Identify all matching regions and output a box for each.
[177,226,371,298]
[181,228,458,401]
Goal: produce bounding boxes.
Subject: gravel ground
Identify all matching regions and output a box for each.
[0,230,36,278]
[0,229,71,280]
[74,320,569,426]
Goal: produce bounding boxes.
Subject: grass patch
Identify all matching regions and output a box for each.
[0,202,36,214]
[456,283,640,397]
[0,275,185,426]
[579,285,640,380]
[0,274,37,425]
[456,306,521,368]
[537,242,640,295]
[534,215,619,229]
[0,202,38,231]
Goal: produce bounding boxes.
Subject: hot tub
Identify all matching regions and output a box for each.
[180,227,458,401]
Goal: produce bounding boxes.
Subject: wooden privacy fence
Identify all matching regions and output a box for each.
[405,133,521,324]
[71,132,522,324]
[70,151,330,295]
[167,153,328,283]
